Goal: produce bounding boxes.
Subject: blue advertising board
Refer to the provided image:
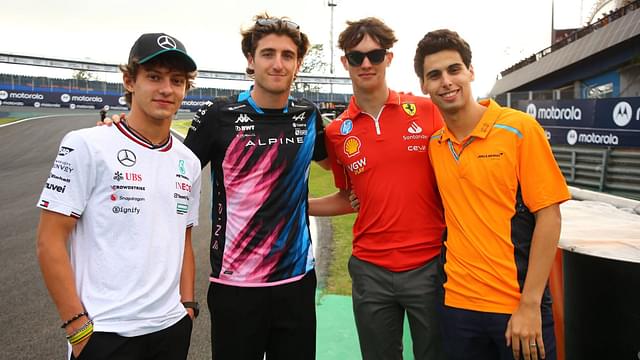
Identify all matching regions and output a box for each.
[0,85,211,113]
[516,98,640,147]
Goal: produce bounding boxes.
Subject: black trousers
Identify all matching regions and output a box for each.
[71,315,192,360]
[208,270,317,360]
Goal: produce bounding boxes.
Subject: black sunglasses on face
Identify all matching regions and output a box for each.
[255,18,300,31]
[345,49,387,66]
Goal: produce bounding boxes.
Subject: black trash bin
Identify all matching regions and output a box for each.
[563,250,640,360]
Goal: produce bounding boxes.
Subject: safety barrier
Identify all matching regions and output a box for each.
[553,145,640,200]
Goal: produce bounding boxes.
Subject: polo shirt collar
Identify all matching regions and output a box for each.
[345,89,400,119]
[438,99,501,143]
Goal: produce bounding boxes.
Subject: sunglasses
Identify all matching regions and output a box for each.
[255,18,300,32]
[345,49,387,66]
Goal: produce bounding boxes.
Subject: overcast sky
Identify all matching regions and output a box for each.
[1,0,597,97]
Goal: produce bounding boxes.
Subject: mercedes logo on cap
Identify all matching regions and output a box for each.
[157,35,177,49]
[117,149,137,167]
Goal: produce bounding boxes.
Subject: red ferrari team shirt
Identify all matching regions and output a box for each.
[325,90,445,271]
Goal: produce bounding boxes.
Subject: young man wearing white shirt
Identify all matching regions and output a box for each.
[36,33,202,360]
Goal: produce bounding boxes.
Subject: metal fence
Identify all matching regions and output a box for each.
[553,145,640,200]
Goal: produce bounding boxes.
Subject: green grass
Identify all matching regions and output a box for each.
[171,119,193,135]
[308,165,356,295]
[170,121,355,296]
[0,118,18,125]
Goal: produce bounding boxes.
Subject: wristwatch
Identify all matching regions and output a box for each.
[182,301,199,319]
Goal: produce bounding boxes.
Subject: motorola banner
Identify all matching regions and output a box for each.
[0,87,129,110]
[517,98,640,147]
[0,86,206,112]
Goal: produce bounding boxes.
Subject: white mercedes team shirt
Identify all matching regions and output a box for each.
[37,121,201,337]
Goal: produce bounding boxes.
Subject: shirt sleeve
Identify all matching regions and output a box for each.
[312,108,328,162]
[184,101,219,169]
[37,131,95,218]
[325,125,349,190]
[518,116,571,212]
[186,162,202,228]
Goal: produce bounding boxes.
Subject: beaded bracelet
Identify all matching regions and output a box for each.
[66,319,94,345]
[61,311,88,329]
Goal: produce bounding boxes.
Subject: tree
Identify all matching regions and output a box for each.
[295,44,329,93]
[72,70,95,81]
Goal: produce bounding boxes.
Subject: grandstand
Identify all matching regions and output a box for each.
[488,0,640,200]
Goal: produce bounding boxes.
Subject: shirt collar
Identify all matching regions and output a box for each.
[345,89,399,119]
[437,99,500,143]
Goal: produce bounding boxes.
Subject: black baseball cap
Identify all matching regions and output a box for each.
[128,33,197,72]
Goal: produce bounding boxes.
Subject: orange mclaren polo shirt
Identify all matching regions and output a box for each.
[325,90,445,272]
[429,99,570,314]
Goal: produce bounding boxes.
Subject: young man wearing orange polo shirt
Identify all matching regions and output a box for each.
[414,29,570,360]
[310,18,445,360]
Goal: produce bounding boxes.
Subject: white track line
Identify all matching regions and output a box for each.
[0,113,91,128]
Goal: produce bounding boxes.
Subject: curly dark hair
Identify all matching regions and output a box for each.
[240,13,310,75]
[413,29,472,81]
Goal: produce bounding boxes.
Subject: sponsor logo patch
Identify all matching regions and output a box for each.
[58,146,74,156]
[177,203,189,215]
[117,149,136,167]
[340,119,353,135]
[402,103,416,116]
[344,136,361,158]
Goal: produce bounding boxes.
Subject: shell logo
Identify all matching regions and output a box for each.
[344,136,361,157]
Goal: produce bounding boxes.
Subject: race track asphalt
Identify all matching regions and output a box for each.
[0,106,213,359]
[0,105,368,360]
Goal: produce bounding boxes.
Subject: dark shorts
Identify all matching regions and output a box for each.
[208,270,317,360]
[71,315,192,360]
[440,304,556,360]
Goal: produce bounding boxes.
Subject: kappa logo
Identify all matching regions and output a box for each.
[235,114,254,123]
[117,149,137,167]
[344,136,362,158]
[292,112,306,122]
[402,103,416,116]
[408,122,422,134]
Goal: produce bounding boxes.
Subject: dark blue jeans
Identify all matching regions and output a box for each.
[440,304,556,360]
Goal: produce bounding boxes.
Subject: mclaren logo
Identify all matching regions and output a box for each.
[402,103,416,116]
[235,114,254,123]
